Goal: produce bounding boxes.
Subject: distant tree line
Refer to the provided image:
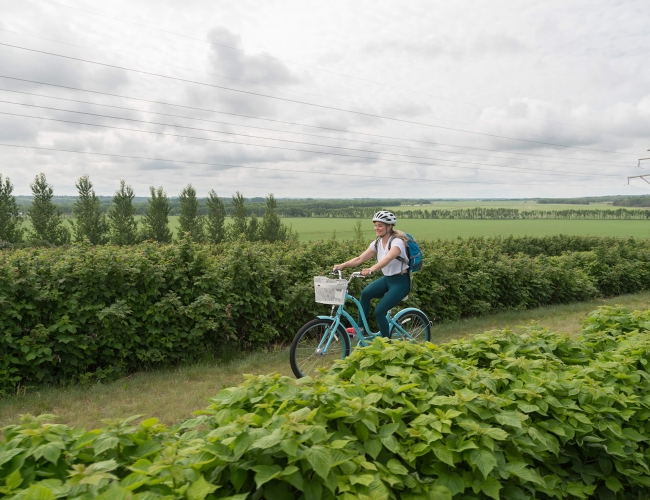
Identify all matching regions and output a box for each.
[13,196,421,217]
[0,173,296,246]
[275,206,650,220]
[537,199,591,205]
[613,197,650,208]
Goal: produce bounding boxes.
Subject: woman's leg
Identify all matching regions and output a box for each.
[358,276,388,329]
[374,274,411,338]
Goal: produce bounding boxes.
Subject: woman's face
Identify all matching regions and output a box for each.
[373,222,390,237]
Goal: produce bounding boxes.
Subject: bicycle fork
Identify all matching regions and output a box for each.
[314,306,341,355]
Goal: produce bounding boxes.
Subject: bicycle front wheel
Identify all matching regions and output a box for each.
[290,318,351,378]
[391,309,431,343]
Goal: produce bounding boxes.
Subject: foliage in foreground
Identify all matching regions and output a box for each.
[2,306,650,499]
[3,236,650,392]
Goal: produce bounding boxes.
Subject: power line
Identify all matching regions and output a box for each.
[0,142,616,187]
[0,26,479,131]
[29,0,631,139]
[2,110,625,179]
[0,75,630,165]
[0,101,627,178]
[0,41,639,157]
[0,87,628,169]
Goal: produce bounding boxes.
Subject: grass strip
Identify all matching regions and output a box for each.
[2,291,649,429]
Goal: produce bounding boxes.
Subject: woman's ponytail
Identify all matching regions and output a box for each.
[392,229,408,243]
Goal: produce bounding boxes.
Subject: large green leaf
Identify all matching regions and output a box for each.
[251,465,282,488]
[305,445,333,480]
[494,412,525,429]
[96,485,130,500]
[469,448,497,478]
[431,444,454,466]
[186,475,218,500]
[23,485,56,500]
[481,476,502,500]
[0,448,25,467]
[93,436,120,455]
[251,429,282,450]
[503,462,546,487]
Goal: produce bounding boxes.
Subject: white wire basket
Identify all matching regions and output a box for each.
[314,276,349,305]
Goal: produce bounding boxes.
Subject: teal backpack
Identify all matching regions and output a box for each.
[374,233,423,273]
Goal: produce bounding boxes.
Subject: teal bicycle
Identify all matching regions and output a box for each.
[290,270,432,378]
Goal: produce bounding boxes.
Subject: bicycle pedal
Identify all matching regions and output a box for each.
[346,327,356,336]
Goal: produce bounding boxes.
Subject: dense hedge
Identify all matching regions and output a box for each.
[2,236,650,392]
[3,306,650,499]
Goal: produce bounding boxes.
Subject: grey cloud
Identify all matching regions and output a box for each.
[182,84,280,119]
[0,37,130,96]
[206,27,301,87]
[0,111,40,142]
[476,96,650,153]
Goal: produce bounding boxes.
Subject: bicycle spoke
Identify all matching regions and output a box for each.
[393,311,430,343]
[290,319,350,378]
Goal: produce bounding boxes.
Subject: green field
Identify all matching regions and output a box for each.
[32,215,650,242]
[161,216,650,241]
[284,218,650,241]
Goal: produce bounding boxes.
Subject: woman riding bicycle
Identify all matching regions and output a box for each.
[333,210,410,338]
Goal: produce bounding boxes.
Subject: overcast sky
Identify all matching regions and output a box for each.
[0,0,649,199]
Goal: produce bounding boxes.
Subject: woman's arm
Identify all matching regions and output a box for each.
[333,247,376,271]
[361,246,401,276]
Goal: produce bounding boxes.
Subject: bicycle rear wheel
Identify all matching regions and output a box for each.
[290,318,351,378]
[390,309,431,343]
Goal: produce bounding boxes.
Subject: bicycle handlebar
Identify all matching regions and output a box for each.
[330,270,372,279]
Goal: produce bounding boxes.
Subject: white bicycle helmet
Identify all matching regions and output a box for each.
[372,210,397,225]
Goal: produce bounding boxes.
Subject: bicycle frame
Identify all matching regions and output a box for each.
[316,275,425,350]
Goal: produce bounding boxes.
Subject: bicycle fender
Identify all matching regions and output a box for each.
[317,315,336,321]
[391,307,430,321]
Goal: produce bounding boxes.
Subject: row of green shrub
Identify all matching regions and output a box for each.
[2,235,650,392]
[3,306,650,499]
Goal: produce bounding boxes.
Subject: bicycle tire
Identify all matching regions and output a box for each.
[290,318,351,378]
[390,309,431,343]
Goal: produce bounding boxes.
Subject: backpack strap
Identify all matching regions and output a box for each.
[388,235,408,271]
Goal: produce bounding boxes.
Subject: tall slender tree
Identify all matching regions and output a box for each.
[352,219,365,243]
[205,189,226,244]
[70,175,109,244]
[0,174,24,244]
[27,173,70,245]
[108,180,139,245]
[246,214,259,241]
[178,184,204,241]
[141,186,172,243]
[229,191,248,240]
[260,193,295,243]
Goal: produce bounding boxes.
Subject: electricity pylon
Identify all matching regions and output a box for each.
[628,149,650,185]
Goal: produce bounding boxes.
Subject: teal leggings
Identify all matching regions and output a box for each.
[358,273,411,338]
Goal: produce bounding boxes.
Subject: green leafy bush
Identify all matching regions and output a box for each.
[3,306,650,499]
[2,236,650,392]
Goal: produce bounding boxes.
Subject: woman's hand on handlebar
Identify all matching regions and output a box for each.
[332,264,344,272]
[361,268,374,277]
